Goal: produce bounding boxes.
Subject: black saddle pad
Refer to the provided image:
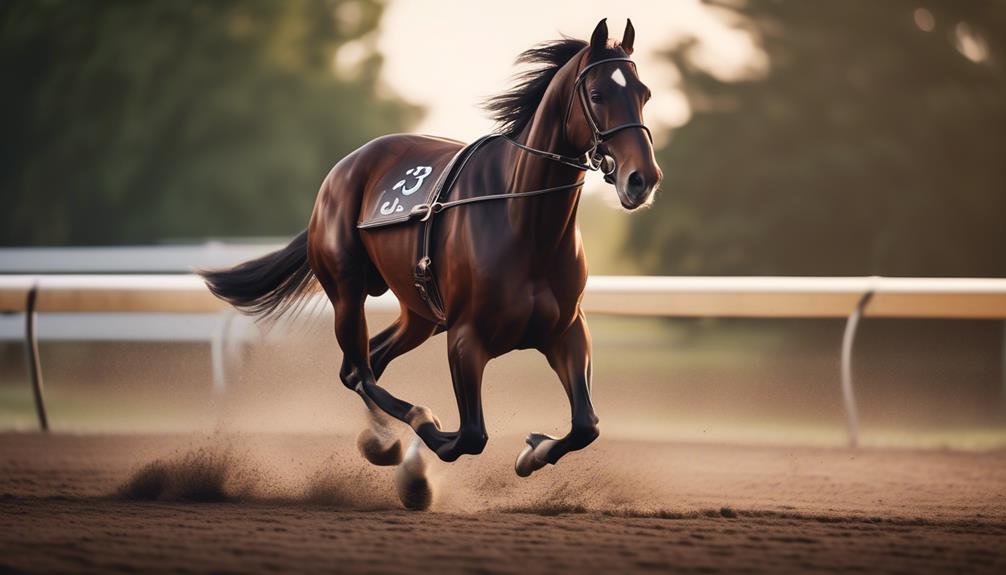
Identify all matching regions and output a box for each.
[358,163,445,229]
[357,135,500,230]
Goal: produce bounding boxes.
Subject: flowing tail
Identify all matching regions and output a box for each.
[199,230,317,320]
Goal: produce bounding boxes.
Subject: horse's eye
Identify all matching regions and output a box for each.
[589,91,603,104]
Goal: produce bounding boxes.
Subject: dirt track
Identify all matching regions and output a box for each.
[1,432,1003,574]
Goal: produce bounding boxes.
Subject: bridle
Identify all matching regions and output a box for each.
[570,56,653,175]
[505,55,653,181]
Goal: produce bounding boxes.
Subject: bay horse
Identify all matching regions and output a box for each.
[201,19,660,508]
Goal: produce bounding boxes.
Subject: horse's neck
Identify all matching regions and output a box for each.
[505,87,586,250]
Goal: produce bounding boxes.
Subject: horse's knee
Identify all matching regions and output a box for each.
[338,359,359,390]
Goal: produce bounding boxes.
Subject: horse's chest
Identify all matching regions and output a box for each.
[476,281,574,352]
[528,284,563,326]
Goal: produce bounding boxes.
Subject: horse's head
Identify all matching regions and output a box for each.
[568,19,662,210]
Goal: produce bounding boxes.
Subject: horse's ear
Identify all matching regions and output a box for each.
[621,19,635,56]
[589,18,608,57]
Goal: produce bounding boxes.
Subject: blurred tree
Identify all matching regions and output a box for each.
[0,0,420,245]
[629,0,1006,277]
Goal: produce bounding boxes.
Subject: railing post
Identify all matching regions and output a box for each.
[840,288,875,448]
[211,310,236,394]
[25,285,49,432]
[1001,320,1006,411]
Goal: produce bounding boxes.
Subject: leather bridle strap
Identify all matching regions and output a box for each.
[567,56,652,167]
[496,56,653,175]
[500,137,591,172]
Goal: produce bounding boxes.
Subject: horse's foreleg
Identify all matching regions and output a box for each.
[515,312,599,477]
[425,325,489,461]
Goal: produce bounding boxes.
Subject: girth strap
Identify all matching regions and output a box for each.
[412,134,501,324]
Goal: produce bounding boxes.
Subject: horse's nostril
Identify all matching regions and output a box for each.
[628,171,645,191]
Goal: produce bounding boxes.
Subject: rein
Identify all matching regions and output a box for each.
[410,175,584,222]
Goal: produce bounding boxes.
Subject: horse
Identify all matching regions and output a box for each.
[200,18,661,509]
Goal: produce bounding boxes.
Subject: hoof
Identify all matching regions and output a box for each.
[395,464,433,511]
[514,433,557,478]
[395,437,432,510]
[356,428,403,466]
[515,444,545,477]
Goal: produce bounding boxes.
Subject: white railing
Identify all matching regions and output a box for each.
[3,274,1006,444]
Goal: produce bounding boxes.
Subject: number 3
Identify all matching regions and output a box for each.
[393,166,433,196]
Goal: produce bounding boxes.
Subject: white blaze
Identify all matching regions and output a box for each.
[611,68,627,87]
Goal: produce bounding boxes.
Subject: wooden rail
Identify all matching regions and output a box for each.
[3,274,1005,444]
[4,275,1006,317]
[585,276,1006,319]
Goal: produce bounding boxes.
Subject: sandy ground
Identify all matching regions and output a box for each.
[0,432,1003,574]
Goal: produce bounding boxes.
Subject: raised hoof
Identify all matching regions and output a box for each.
[395,437,433,510]
[514,433,557,478]
[356,428,403,466]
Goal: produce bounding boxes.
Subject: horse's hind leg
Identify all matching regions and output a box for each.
[312,252,404,451]
[356,310,438,466]
[356,393,403,465]
[515,312,599,477]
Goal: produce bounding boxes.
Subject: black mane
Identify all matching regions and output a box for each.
[483,38,588,138]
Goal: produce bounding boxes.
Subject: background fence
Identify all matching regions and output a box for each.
[2,273,1005,446]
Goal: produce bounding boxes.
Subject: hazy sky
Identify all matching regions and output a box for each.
[371,0,766,144]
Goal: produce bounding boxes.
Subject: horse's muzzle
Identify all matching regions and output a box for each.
[618,168,659,210]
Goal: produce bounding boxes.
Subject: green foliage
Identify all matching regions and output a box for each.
[628,0,1006,276]
[0,0,421,245]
